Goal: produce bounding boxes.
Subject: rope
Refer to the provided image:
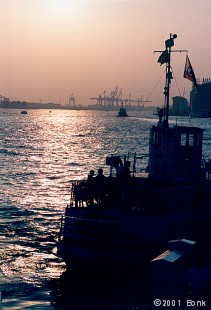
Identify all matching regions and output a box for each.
[113,69,166,154]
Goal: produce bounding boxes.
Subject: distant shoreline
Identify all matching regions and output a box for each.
[0,103,158,112]
[1,104,209,118]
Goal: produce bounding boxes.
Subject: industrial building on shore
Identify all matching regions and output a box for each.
[170,96,189,116]
[170,78,211,118]
[190,78,211,118]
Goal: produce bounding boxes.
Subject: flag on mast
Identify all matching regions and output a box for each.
[183,55,198,90]
[157,50,169,66]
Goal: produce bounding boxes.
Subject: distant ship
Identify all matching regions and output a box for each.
[117,102,128,117]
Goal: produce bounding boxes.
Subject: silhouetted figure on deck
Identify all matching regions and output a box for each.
[120,161,131,181]
[95,169,107,188]
[87,170,95,204]
[95,168,107,203]
[87,170,95,182]
[112,157,123,177]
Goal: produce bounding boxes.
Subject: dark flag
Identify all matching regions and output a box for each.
[183,55,198,90]
[157,50,169,66]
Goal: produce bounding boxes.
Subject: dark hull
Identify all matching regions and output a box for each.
[56,179,211,266]
[117,107,128,117]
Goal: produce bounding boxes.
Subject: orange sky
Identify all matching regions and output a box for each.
[0,0,210,106]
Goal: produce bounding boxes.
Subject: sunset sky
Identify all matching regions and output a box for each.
[0,0,210,106]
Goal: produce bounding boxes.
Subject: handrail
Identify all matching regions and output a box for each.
[63,215,123,225]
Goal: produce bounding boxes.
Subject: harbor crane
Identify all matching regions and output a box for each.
[68,93,75,107]
[91,86,152,107]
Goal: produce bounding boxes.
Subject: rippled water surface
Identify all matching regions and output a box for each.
[0,108,210,309]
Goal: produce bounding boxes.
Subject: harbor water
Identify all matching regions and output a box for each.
[0,108,210,309]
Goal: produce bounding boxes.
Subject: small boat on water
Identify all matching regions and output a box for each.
[56,35,211,278]
[117,102,128,117]
[20,110,27,114]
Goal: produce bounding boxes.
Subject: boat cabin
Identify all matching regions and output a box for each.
[148,124,204,183]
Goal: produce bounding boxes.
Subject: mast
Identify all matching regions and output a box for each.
[149,35,204,182]
[163,33,177,125]
[155,35,189,125]
[154,34,178,126]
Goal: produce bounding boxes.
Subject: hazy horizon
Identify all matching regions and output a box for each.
[0,0,210,106]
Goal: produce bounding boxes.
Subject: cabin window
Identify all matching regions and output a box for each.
[189,134,194,146]
[180,134,187,146]
[195,134,201,147]
[152,132,157,144]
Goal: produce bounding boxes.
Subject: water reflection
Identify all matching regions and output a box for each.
[0,109,210,309]
[2,288,53,310]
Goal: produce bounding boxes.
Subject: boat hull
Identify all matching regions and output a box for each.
[56,181,211,265]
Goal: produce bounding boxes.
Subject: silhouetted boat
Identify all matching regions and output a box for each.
[20,110,27,114]
[117,102,128,117]
[55,35,211,271]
